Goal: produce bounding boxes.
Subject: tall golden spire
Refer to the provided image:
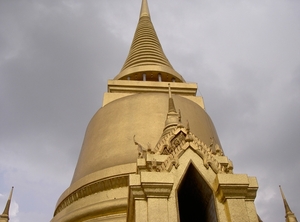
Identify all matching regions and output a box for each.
[0,187,14,221]
[279,185,298,222]
[114,0,185,82]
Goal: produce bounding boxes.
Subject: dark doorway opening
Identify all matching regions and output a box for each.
[177,164,218,222]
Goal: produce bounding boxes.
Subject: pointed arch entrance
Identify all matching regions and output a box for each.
[177,164,218,222]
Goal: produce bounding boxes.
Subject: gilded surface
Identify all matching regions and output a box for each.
[114,0,184,82]
[280,186,298,222]
[71,93,222,184]
[51,0,265,221]
[0,187,13,222]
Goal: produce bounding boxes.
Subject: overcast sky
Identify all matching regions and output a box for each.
[0,0,299,221]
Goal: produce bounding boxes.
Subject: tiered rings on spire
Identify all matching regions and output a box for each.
[114,0,185,82]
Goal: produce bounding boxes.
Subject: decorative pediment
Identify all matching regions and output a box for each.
[132,87,231,175]
[135,126,233,175]
[155,128,187,155]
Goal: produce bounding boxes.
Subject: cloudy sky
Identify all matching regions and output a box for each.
[0,0,299,221]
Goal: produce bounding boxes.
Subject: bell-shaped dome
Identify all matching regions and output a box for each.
[71,93,222,184]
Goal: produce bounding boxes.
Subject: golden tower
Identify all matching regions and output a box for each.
[279,186,298,222]
[0,187,14,222]
[51,1,262,221]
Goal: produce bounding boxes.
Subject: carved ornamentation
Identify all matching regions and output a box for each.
[133,135,147,158]
[136,124,232,175]
[215,144,224,156]
[170,131,185,148]
[185,120,193,142]
[151,158,158,171]
[54,175,129,216]
[161,145,172,155]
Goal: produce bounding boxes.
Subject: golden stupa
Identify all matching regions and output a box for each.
[0,1,298,221]
[45,1,296,222]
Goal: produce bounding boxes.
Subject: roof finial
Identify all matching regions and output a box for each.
[140,0,150,18]
[162,84,180,135]
[0,186,14,221]
[185,120,193,142]
[176,109,184,128]
[279,185,298,222]
[168,84,176,113]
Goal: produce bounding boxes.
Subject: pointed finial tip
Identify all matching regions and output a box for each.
[279,185,284,193]
[8,187,14,199]
[140,0,151,18]
[279,185,284,195]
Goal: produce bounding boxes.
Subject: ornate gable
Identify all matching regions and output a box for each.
[134,124,233,175]
[129,120,258,222]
